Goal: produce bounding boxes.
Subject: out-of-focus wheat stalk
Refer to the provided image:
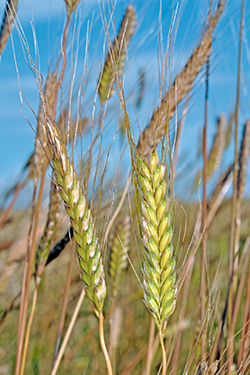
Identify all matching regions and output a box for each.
[137,0,226,157]
[0,0,19,55]
[98,4,136,105]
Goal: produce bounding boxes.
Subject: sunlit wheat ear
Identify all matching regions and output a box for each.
[35,176,61,286]
[237,119,250,200]
[43,116,106,317]
[137,0,226,157]
[136,150,176,331]
[109,215,130,299]
[98,4,136,105]
[0,0,19,55]
[33,72,57,185]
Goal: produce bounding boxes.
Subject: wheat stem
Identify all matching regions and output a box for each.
[159,331,167,375]
[99,312,113,375]
[19,286,38,375]
[50,289,86,375]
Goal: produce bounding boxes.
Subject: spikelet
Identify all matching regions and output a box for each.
[237,120,250,200]
[137,0,226,157]
[0,0,19,55]
[98,4,136,105]
[136,150,176,331]
[35,176,61,286]
[109,215,130,298]
[42,114,106,317]
[34,72,57,185]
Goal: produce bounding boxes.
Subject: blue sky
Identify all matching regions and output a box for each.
[0,0,249,199]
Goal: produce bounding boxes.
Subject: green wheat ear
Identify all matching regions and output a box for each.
[136,150,176,332]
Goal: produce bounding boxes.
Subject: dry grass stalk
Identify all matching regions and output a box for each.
[33,72,57,185]
[98,4,136,105]
[41,108,106,317]
[109,215,130,298]
[136,150,176,331]
[237,119,250,200]
[35,176,61,286]
[0,0,19,55]
[137,0,226,157]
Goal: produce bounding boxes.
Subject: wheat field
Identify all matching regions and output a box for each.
[0,0,250,374]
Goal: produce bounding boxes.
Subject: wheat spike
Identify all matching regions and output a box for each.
[98,4,136,105]
[137,0,226,157]
[109,215,130,298]
[237,119,250,200]
[35,176,61,286]
[34,72,57,185]
[41,113,106,317]
[206,114,226,179]
[0,0,19,55]
[136,150,176,331]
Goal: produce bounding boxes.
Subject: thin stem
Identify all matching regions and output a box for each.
[159,331,167,375]
[173,95,189,177]
[228,2,244,372]
[201,57,209,363]
[19,286,38,375]
[102,173,131,248]
[99,312,113,375]
[237,258,250,369]
[0,179,26,229]
[50,289,86,375]
[108,297,115,356]
[53,248,74,364]
[144,317,156,375]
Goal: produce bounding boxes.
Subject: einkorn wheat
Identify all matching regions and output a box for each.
[41,112,106,317]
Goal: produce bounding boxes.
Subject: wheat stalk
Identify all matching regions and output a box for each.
[206,114,226,180]
[35,176,61,286]
[136,150,176,331]
[98,4,136,105]
[39,107,106,317]
[137,0,226,157]
[0,0,19,55]
[237,119,250,200]
[109,215,130,299]
[34,72,57,185]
